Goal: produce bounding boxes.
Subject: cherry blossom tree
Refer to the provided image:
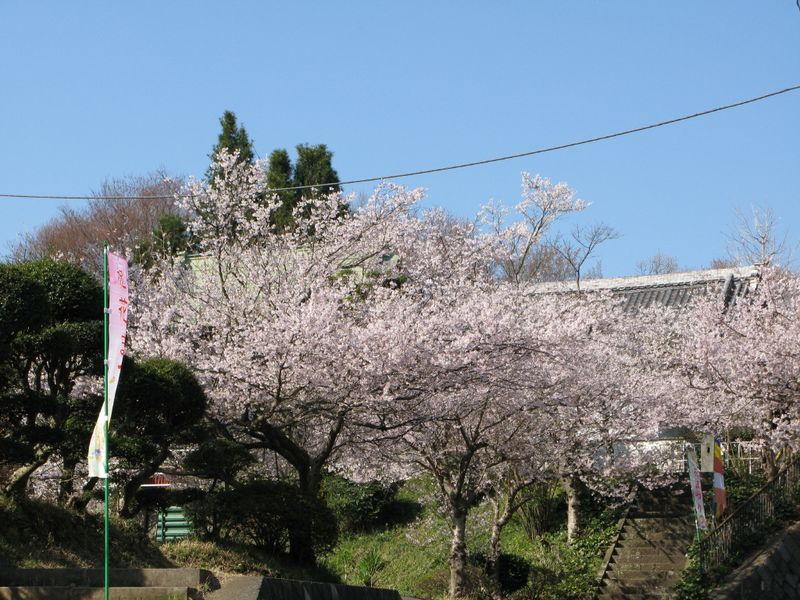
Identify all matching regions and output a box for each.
[351,210,643,593]
[133,151,427,563]
[500,289,662,543]
[660,268,800,476]
[357,285,554,597]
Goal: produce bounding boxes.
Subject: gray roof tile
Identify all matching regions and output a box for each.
[530,266,759,311]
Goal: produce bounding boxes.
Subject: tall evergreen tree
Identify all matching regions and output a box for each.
[266,149,295,232]
[293,143,339,198]
[207,110,255,183]
[265,144,342,232]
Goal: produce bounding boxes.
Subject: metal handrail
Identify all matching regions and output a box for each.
[697,457,800,575]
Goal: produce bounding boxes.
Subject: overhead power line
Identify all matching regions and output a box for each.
[1,83,798,202]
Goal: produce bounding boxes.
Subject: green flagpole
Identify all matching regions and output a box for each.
[103,242,109,600]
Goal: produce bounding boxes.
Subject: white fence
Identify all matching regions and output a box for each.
[607,439,763,475]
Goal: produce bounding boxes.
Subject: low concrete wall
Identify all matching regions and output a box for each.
[0,569,407,600]
[260,577,402,600]
[711,521,800,599]
[208,576,403,600]
[0,585,189,599]
[0,568,207,588]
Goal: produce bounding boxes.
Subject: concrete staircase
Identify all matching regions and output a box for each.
[0,567,209,599]
[596,486,696,599]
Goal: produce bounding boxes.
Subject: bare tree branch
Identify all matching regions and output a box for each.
[554,223,618,291]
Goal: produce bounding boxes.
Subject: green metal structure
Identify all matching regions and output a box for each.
[155,506,193,543]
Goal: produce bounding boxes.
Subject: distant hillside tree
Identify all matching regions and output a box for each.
[708,257,738,269]
[133,213,195,270]
[726,206,789,268]
[11,170,183,277]
[636,251,679,275]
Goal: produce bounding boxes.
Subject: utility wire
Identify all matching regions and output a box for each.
[1,83,798,202]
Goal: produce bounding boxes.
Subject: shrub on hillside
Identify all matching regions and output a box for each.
[470,552,531,594]
[321,475,406,532]
[184,480,338,556]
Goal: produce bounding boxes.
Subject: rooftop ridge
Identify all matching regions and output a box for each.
[530,265,759,294]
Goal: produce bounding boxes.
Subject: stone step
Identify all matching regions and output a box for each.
[621,523,691,536]
[598,594,672,600]
[632,498,692,505]
[630,511,691,519]
[607,558,686,574]
[604,581,678,594]
[605,563,681,578]
[615,540,687,550]
[613,549,687,564]
[631,501,692,513]
[619,529,692,543]
[630,504,692,518]
[0,586,189,599]
[616,541,690,555]
[624,518,695,532]
[602,580,678,595]
[598,591,674,599]
[620,526,694,543]
[605,569,681,586]
[627,516,694,524]
[597,580,674,599]
[616,537,688,551]
[613,547,687,563]
[621,521,694,534]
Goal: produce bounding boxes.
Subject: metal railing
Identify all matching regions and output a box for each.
[697,457,800,575]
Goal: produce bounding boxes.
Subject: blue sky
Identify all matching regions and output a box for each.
[1,2,798,276]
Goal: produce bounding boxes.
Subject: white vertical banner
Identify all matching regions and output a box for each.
[687,447,708,531]
[88,251,129,478]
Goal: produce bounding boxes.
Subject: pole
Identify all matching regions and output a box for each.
[103,242,109,600]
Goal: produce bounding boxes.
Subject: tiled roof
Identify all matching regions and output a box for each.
[531,266,759,311]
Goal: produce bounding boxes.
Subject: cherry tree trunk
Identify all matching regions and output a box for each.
[485,519,503,582]
[762,447,779,480]
[761,410,779,479]
[120,452,170,518]
[448,508,469,598]
[288,463,323,565]
[562,475,582,542]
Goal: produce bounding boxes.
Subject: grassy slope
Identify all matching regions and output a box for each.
[0,494,338,583]
[321,477,620,599]
[0,495,168,568]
